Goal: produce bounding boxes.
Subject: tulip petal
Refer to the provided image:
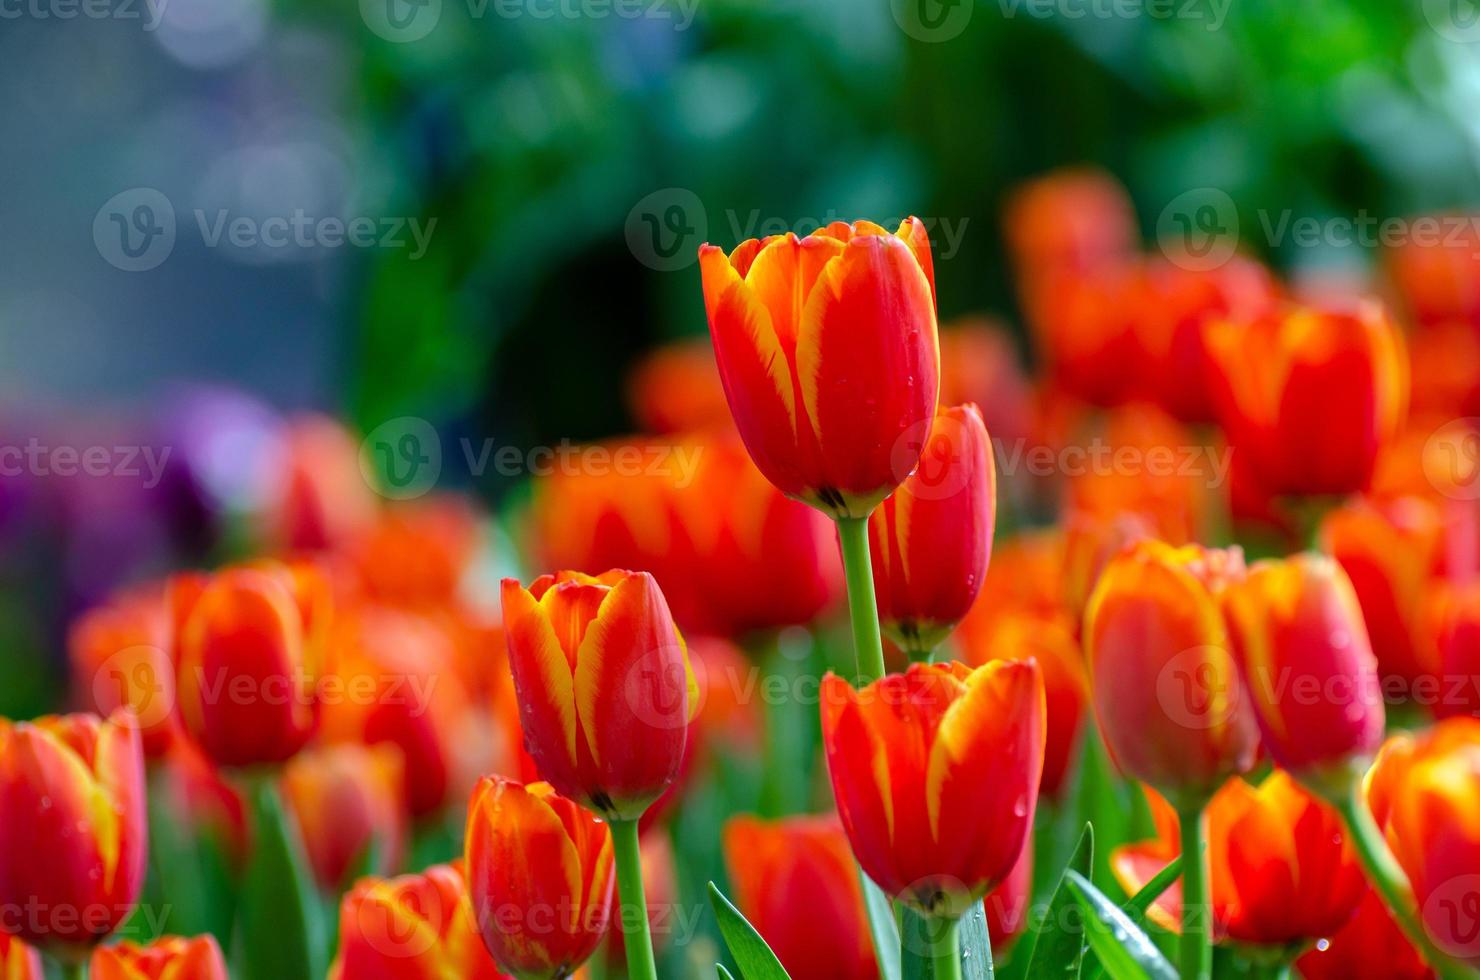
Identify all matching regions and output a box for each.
[501,579,578,766]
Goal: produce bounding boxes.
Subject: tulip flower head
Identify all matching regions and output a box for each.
[868,403,996,657]
[91,935,228,980]
[698,219,940,519]
[1084,540,1259,806]
[464,777,614,980]
[281,743,406,893]
[820,660,1044,919]
[0,932,41,980]
[1223,553,1385,797]
[330,862,509,980]
[502,570,694,821]
[0,710,147,952]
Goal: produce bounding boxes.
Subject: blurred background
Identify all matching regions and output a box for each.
[3,0,1480,717]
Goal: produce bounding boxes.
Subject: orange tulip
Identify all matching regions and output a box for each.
[1386,215,1480,329]
[501,570,693,821]
[625,339,733,434]
[820,660,1044,918]
[1112,772,1365,947]
[1367,718,1480,967]
[91,935,228,980]
[1223,553,1386,791]
[1320,497,1444,690]
[698,219,940,519]
[1408,322,1480,420]
[936,319,1034,451]
[329,862,509,980]
[0,932,41,980]
[264,413,377,553]
[868,403,996,657]
[281,743,406,892]
[1206,300,1408,497]
[0,710,146,950]
[68,586,178,757]
[1295,886,1434,980]
[723,814,877,980]
[1432,582,1480,719]
[1003,167,1136,279]
[1083,540,1259,804]
[464,777,614,979]
[346,496,482,608]
[174,561,332,767]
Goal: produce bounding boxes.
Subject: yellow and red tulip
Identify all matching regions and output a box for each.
[1206,300,1408,497]
[464,777,614,979]
[0,709,146,951]
[91,935,228,980]
[819,660,1044,919]
[501,570,693,821]
[281,743,406,893]
[173,561,332,767]
[329,862,509,980]
[698,219,940,519]
[1083,540,1259,804]
[722,814,878,980]
[68,586,178,757]
[0,932,41,980]
[1223,553,1386,791]
[1112,772,1365,948]
[867,403,995,657]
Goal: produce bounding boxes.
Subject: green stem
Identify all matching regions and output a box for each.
[1177,803,1211,980]
[611,819,658,980]
[837,516,887,685]
[1337,793,1474,980]
[57,959,88,980]
[931,917,963,980]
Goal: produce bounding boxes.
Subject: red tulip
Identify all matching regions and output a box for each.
[329,862,509,980]
[464,777,613,979]
[1432,581,1480,719]
[91,935,228,980]
[983,836,1032,953]
[699,219,940,519]
[625,339,733,434]
[0,710,146,951]
[281,743,406,892]
[868,403,995,656]
[1084,540,1259,804]
[723,814,877,980]
[1386,214,1480,329]
[1003,167,1136,279]
[502,570,692,821]
[1223,553,1385,792]
[264,413,377,553]
[820,660,1044,918]
[68,586,178,757]
[1295,886,1434,980]
[346,496,481,608]
[1206,300,1408,497]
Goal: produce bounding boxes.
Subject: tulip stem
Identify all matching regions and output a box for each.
[611,818,658,980]
[57,960,87,980]
[931,916,962,980]
[1177,803,1211,980]
[836,516,887,685]
[1337,793,1475,980]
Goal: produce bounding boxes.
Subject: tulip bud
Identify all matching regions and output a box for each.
[820,660,1044,919]
[281,743,406,893]
[501,570,693,821]
[0,710,146,951]
[723,814,877,980]
[868,403,996,657]
[699,219,940,519]
[1224,553,1386,795]
[1084,540,1259,805]
[329,862,509,980]
[1206,300,1408,497]
[464,777,614,979]
[91,935,228,980]
[174,562,331,767]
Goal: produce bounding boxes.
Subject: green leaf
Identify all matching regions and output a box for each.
[1064,872,1177,980]
[718,967,738,980]
[1022,823,1094,978]
[237,777,324,980]
[959,898,995,980]
[707,882,791,980]
[1083,857,1183,980]
[862,874,903,980]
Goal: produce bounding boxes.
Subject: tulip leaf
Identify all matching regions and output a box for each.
[1022,823,1094,978]
[1064,872,1177,980]
[1082,857,1183,980]
[707,881,791,980]
[718,967,737,980]
[861,874,903,980]
[959,897,995,980]
[238,776,324,980]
